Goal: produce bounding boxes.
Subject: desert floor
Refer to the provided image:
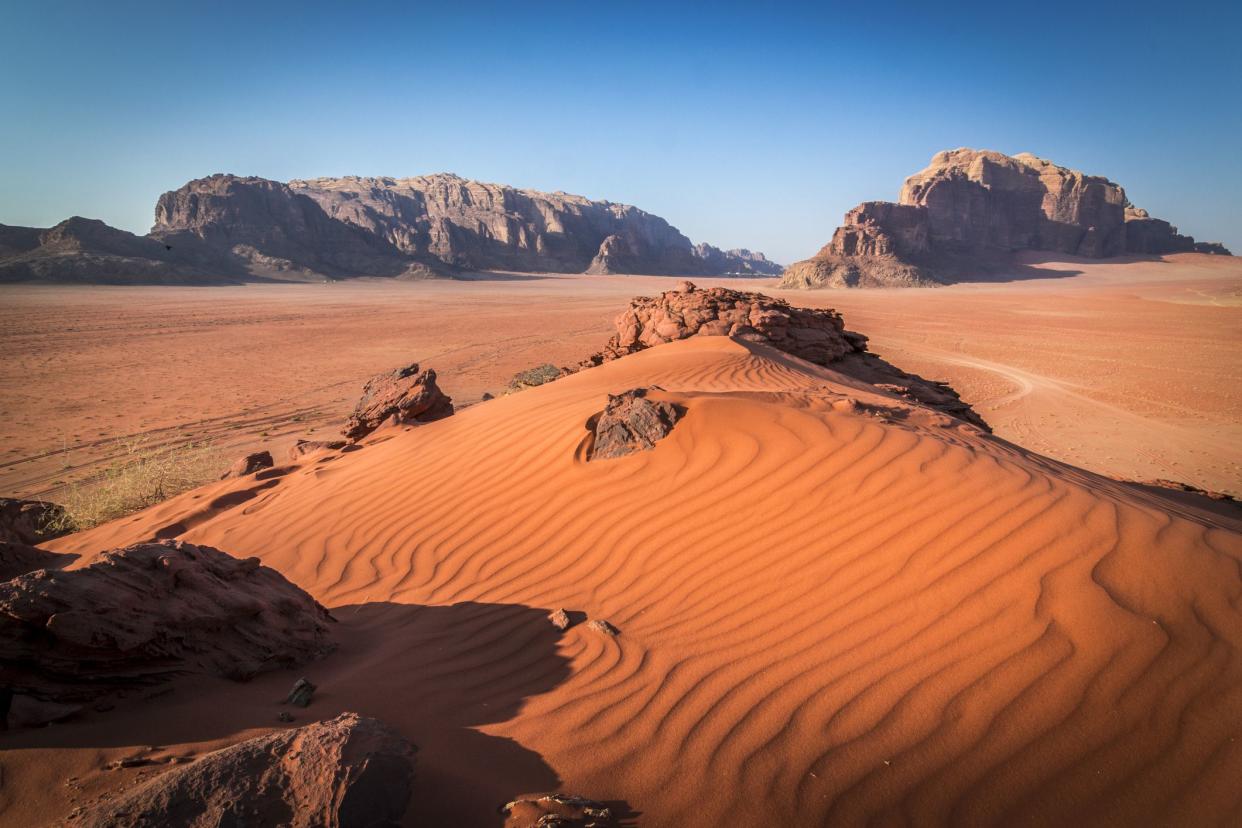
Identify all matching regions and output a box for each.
[2,254,1241,827]
[1,253,1239,500]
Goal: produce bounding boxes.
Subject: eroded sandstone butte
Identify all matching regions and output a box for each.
[781,148,1232,288]
[1,174,781,283]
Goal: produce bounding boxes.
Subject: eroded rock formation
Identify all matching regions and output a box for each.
[575,282,988,429]
[590,389,684,461]
[781,149,1232,288]
[342,363,454,440]
[73,713,417,828]
[0,540,333,701]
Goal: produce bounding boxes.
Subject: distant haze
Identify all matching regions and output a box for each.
[2,0,1239,263]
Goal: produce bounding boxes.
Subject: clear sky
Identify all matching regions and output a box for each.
[2,0,1239,263]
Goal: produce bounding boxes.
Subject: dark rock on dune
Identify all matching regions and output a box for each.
[508,363,565,393]
[221,450,274,478]
[781,148,1231,288]
[503,793,614,827]
[72,713,417,828]
[574,282,988,430]
[590,389,684,461]
[342,363,454,440]
[0,540,333,703]
[0,497,67,545]
[288,439,348,461]
[285,677,316,707]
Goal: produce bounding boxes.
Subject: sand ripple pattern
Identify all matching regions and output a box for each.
[56,337,1242,826]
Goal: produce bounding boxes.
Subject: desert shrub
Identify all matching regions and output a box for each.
[47,438,221,533]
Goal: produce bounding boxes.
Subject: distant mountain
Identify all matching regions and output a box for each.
[1,174,782,283]
[780,149,1231,289]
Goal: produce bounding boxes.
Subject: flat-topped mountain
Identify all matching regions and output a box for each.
[781,149,1232,288]
[0,174,781,283]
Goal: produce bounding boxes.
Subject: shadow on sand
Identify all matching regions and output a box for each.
[1,600,638,826]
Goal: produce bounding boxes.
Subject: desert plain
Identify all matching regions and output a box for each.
[0,253,1240,826]
[2,253,1238,503]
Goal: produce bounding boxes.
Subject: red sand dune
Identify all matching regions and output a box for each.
[9,333,1239,826]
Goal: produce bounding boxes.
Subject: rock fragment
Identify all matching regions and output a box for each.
[590,389,683,461]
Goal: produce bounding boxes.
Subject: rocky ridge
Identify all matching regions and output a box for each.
[1,174,782,282]
[781,149,1232,288]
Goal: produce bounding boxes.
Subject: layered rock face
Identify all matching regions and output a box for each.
[74,713,417,828]
[782,149,1231,288]
[290,174,783,276]
[574,282,988,429]
[153,174,443,280]
[6,174,779,282]
[0,540,333,701]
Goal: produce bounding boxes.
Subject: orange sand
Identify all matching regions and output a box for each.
[3,329,1238,825]
[1,254,1238,505]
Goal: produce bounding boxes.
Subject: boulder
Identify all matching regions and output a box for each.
[507,363,565,393]
[502,793,613,828]
[342,363,454,440]
[586,619,620,636]
[0,540,333,703]
[0,497,67,545]
[549,608,572,631]
[221,450,274,479]
[288,439,347,461]
[72,713,416,828]
[590,390,684,461]
[782,148,1231,288]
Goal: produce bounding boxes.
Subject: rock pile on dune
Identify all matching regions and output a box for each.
[573,282,988,429]
[502,793,614,827]
[0,540,333,702]
[580,281,866,366]
[71,713,417,828]
[781,148,1232,288]
[342,363,454,440]
[590,388,685,461]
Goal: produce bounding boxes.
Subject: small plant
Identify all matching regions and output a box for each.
[47,438,222,533]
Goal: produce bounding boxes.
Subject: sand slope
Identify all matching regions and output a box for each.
[22,335,1242,826]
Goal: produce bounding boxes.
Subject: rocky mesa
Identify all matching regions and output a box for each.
[1,174,782,283]
[781,148,1232,288]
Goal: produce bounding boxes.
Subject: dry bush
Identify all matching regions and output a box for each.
[48,438,221,533]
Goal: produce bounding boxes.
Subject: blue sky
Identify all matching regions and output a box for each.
[2,0,1239,263]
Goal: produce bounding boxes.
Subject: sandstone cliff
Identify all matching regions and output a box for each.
[0,216,236,284]
[3,175,781,283]
[781,149,1231,289]
[287,174,783,276]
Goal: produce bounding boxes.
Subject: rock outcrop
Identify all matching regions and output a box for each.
[342,363,454,440]
[153,174,444,280]
[72,713,417,828]
[502,793,614,827]
[221,450,274,479]
[575,282,988,430]
[5,174,782,283]
[290,174,782,276]
[0,497,67,545]
[590,389,684,461]
[0,540,333,702]
[0,217,234,284]
[580,281,866,367]
[781,149,1232,288]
